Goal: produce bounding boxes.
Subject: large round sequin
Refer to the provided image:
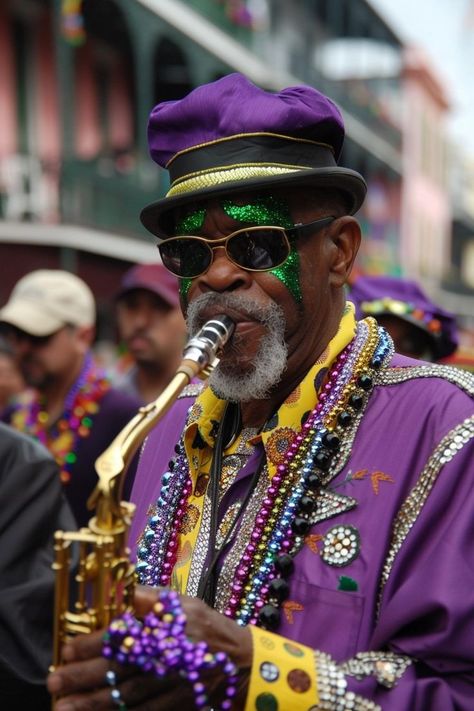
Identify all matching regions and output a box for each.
[283,641,305,657]
[321,524,360,567]
[287,668,312,693]
[260,661,280,682]
[259,635,276,651]
[255,692,279,711]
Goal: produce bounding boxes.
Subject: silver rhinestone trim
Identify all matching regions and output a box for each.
[339,652,412,689]
[311,490,358,526]
[185,430,257,596]
[186,492,212,597]
[376,364,474,396]
[214,469,268,612]
[322,325,394,486]
[219,427,258,497]
[178,382,205,399]
[314,651,381,710]
[377,415,474,616]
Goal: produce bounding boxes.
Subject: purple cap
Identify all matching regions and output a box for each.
[116,263,180,307]
[140,73,367,237]
[349,275,458,359]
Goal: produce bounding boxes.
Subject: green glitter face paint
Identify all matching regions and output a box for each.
[221,196,292,227]
[173,195,304,303]
[175,208,206,235]
[174,210,205,304]
[179,278,192,302]
[269,245,302,303]
[222,197,303,303]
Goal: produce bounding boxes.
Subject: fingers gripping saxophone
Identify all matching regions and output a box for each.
[51,315,234,672]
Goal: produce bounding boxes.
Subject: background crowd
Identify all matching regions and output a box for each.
[0,256,470,707]
[0,263,466,527]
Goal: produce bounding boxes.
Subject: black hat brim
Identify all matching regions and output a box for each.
[140,167,367,239]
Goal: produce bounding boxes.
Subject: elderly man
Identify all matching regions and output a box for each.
[48,74,473,710]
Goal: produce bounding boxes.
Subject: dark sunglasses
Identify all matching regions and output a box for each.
[2,325,69,347]
[157,215,336,278]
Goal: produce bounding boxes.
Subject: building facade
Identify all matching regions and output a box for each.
[1,0,469,340]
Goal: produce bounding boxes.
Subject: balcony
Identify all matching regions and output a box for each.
[181,0,255,46]
[0,153,164,241]
[60,157,162,240]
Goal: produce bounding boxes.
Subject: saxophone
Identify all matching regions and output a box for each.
[51,315,234,678]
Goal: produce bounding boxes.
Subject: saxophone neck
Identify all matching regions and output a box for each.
[89,371,190,530]
[87,314,235,532]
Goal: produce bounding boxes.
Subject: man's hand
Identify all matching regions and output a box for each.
[47,586,252,710]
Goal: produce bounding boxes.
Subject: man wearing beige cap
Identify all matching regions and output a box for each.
[0,269,141,527]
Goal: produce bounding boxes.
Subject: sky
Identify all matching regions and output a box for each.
[370,0,474,156]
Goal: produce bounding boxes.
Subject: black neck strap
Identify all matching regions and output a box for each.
[197,403,261,606]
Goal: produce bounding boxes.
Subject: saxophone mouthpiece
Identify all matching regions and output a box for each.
[181,314,235,373]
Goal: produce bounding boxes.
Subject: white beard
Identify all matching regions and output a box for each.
[186,293,288,402]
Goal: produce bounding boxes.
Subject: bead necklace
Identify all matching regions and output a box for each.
[136,320,393,631]
[11,353,110,483]
[104,589,238,710]
[232,320,390,630]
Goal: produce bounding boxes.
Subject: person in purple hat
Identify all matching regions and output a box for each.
[49,74,474,711]
[114,263,187,404]
[349,274,459,361]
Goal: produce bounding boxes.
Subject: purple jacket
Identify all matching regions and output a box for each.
[129,355,474,709]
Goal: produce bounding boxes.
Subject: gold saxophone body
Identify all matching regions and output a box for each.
[51,316,234,681]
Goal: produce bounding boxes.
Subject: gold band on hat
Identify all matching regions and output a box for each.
[166,164,311,198]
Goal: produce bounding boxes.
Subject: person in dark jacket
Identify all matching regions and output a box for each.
[0,422,76,710]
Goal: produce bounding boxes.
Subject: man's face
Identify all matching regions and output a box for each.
[173,190,352,400]
[5,326,86,389]
[116,290,186,367]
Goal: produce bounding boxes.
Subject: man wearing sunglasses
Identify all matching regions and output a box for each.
[49,74,474,711]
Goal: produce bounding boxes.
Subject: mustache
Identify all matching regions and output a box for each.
[186,292,280,333]
[127,330,152,342]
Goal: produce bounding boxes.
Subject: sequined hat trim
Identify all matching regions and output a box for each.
[166,133,337,189]
[166,164,311,197]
